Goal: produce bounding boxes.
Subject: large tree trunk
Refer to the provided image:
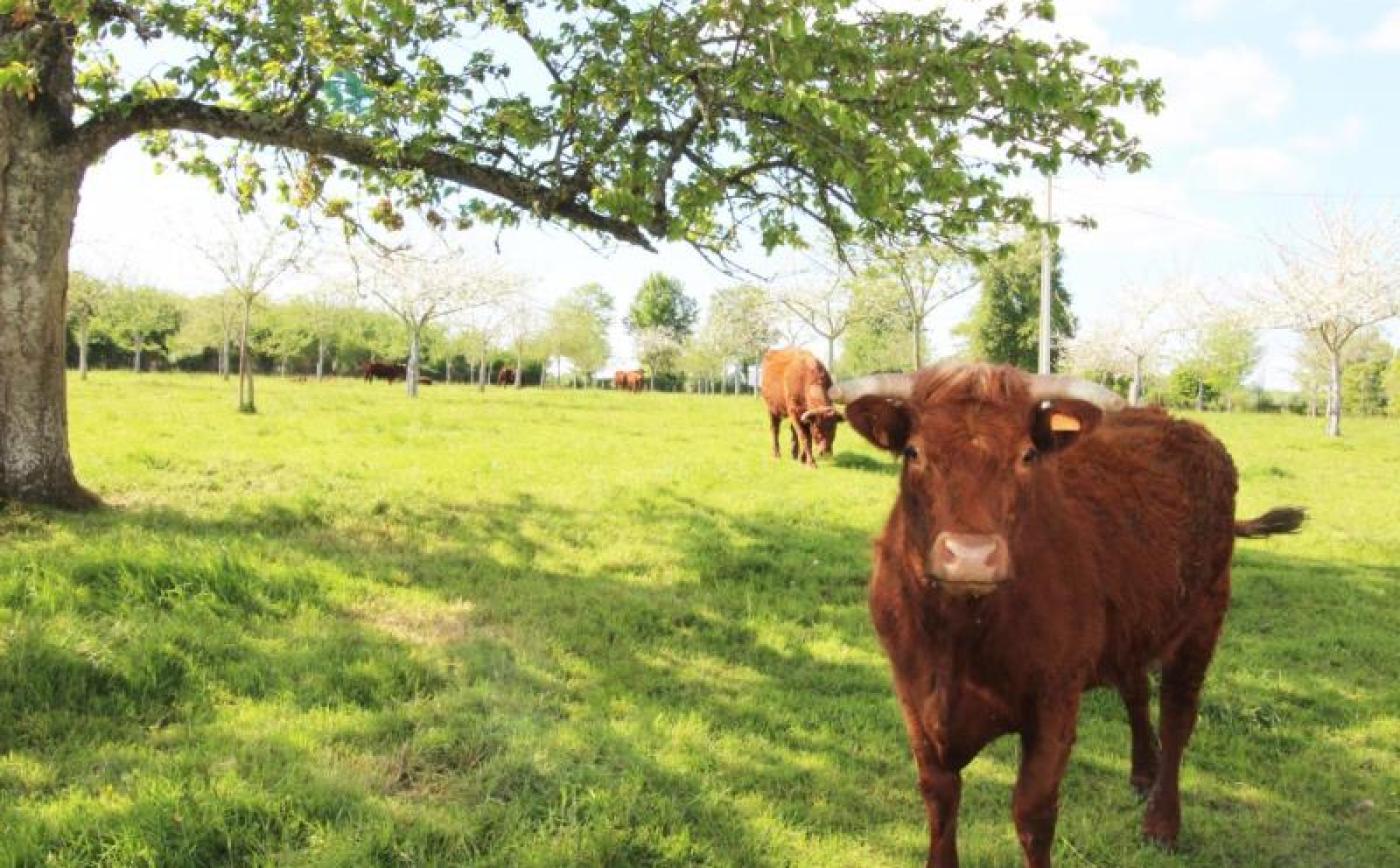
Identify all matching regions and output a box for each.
[912,318,924,370]
[0,95,95,506]
[1326,346,1342,437]
[316,336,326,381]
[826,334,836,372]
[406,328,421,398]
[1129,356,1143,407]
[515,346,524,389]
[132,336,143,373]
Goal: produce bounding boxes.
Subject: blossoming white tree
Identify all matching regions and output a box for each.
[1257,206,1400,437]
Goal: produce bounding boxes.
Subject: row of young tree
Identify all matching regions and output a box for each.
[627,233,1075,392]
[66,267,616,401]
[1062,206,1400,436]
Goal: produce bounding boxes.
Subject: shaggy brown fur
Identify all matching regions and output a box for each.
[843,363,1303,868]
[760,348,843,466]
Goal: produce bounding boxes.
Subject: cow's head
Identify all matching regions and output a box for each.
[800,406,844,455]
[831,366,1124,598]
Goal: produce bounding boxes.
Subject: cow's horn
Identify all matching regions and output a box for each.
[1027,374,1127,412]
[828,373,914,404]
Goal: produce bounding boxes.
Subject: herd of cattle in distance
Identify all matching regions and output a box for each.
[358,360,646,391]
[765,346,1306,866]
[359,344,1305,865]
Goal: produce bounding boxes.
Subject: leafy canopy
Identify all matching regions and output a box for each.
[22,1,1159,254]
[958,234,1075,370]
[625,272,697,340]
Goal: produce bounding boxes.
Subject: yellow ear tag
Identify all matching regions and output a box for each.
[1049,412,1081,433]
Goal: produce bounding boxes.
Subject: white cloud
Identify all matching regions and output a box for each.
[1292,20,1346,58]
[1363,8,1400,52]
[1184,0,1228,22]
[1123,44,1292,149]
[1290,114,1365,154]
[1054,174,1237,258]
[1193,146,1304,189]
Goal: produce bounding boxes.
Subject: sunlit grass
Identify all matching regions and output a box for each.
[0,372,1395,865]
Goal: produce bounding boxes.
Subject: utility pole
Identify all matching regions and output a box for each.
[1037,175,1055,374]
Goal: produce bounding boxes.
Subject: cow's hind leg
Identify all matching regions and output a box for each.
[1144,587,1227,848]
[1119,670,1159,797]
[791,415,816,467]
[769,412,783,459]
[1013,695,1081,868]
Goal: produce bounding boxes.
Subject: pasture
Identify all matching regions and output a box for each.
[1,373,1396,866]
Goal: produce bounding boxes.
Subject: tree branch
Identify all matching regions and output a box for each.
[71,98,655,251]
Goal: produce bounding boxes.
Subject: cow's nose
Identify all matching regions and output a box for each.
[930,532,1010,594]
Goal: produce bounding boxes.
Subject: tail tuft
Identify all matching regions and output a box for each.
[1235,507,1307,539]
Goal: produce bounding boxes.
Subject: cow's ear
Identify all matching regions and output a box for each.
[845,397,911,453]
[1030,399,1102,454]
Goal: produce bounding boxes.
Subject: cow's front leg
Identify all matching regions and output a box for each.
[895,697,963,867]
[1013,694,1081,868]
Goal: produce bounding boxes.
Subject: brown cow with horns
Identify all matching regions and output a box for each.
[830,364,1304,868]
[761,348,843,466]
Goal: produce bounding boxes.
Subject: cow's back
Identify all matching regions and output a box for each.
[762,348,832,416]
[760,349,797,415]
[1054,408,1237,670]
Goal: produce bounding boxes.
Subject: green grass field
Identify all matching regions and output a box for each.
[1,373,1396,866]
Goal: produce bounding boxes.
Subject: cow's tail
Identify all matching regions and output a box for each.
[1235,506,1307,539]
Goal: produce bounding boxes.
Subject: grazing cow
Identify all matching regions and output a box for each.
[497,366,517,386]
[760,348,843,466]
[829,364,1305,867]
[613,369,644,392]
[362,362,407,383]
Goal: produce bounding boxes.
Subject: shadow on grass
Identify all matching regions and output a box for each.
[2,493,1397,864]
[832,452,900,476]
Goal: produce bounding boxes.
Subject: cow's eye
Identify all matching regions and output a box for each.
[902,445,919,461]
[1021,446,1039,464]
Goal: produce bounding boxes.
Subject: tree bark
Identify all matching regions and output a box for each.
[316,336,326,381]
[238,298,255,412]
[1129,356,1143,407]
[78,318,89,380]
[406,327,421,398]
[1326,346,1342,437]
[515,346,524,389]
[132,335,143,373]
[0,94,96,506]
[826,335,836,372]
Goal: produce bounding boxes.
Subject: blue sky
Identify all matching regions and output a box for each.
[72,1,1400,383]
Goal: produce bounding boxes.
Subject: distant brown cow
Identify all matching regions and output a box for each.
[613,369,644,392]
[760,348,842,466]
[362,362,406,383]
[830,364,1305,866]
[497,366,516,386]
